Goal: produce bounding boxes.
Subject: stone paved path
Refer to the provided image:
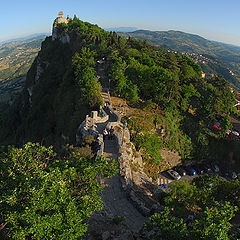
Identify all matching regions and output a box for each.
[100,137,146,232]
[95,90,147,232]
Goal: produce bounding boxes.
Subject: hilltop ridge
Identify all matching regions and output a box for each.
[119,29,240,89]
[0,13,236,152]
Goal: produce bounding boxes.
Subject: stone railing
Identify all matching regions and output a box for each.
[107,105,121,123]
[76,108,108,142]
[96,106,109,123]
[96,134,104,156]
[76,114,98,140]
[76,106,111,157]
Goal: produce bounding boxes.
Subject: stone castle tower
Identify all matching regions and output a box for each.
[53,11,70,27]
[52,11,71,42]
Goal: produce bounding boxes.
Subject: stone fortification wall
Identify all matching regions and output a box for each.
[54,16,69,25]
[113,124,162,216]
[77,95,161,216]
[96,106,109,123]
[77,108,109,138]
[77,107,109,156]
[104,106,161,216]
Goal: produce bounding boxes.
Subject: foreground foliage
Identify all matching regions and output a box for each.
[144,175,240,239]
[142,202,237,240]
[0,142,118,239]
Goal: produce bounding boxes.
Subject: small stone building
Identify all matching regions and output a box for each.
[52,11,71,42]
[53,11,70,27]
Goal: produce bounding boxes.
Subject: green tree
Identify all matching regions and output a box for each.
[190,202,237,240]
[180,83,200,111]
[72,49,102,107]
[141,207,188,240]
[164,180,197,211]
[219,115,232,137]
[0,142,118,239]
[196,83,217,123]
[180,55,202,79]
[141,202,237,240]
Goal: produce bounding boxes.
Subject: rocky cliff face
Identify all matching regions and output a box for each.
[52,27,70,43]
[0,20,89,145]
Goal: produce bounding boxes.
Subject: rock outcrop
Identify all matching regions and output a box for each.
[114,124,162,216]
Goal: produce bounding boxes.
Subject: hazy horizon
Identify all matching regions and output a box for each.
[1,0,240,46]
[2,28,240,49]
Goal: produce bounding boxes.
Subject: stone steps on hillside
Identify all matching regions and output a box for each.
[101,90,111,105]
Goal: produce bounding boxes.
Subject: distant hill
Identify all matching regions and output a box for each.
[0,33,49,45]
[120,30,240,89]
[105,27,138,32]
[0,35,46,80]
[121,30,240,62]
[212,41,240,55]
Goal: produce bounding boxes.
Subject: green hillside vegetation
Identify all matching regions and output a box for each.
[142,175,240,239]
[0,16,240,239]
[120,30,240,89]
[0,16,238,163]
[0,142,118,239]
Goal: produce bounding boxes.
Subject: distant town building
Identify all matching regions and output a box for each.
[202,72,206,78]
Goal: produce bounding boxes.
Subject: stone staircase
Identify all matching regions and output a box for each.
[100,138,146,232]
[101,88,111,106]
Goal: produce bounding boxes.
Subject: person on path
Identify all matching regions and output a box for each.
[103,128,108,141]
[109,126,114,140]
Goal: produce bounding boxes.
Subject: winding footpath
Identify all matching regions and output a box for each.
[95,90,147,232]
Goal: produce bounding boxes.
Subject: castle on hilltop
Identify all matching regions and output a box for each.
[53,11,70,27]
[52,11,71,42]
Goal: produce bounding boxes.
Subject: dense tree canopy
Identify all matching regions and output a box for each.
[0,143,118,239]
[141,202,237,240]
[141,176,240,239]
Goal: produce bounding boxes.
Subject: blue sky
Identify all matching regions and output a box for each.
[1,0,240,46]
